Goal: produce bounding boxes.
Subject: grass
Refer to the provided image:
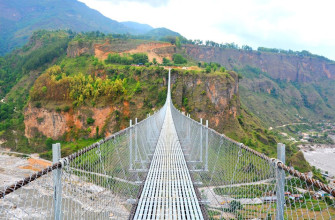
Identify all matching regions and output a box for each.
[40,138,99,160]
[214,184,276,199]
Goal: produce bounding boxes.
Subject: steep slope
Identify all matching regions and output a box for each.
[183,45,335,126]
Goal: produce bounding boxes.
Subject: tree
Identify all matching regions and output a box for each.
[132,53,148,64]
[176,37,181,49]
[163,57,171,66]
[229,200,242,212]
[87,117,95,125]
[242,45,253,51]
[205,66,211,73]
[172,54,187,64]
[153,58,157,65]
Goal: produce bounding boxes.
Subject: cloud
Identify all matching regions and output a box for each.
[79,0,335,60]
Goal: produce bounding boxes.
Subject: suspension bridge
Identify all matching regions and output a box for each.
[1,70,335,219]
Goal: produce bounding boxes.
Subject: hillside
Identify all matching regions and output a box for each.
[183,45,335,126]
[0,31,311,172]
[0,0,180,56]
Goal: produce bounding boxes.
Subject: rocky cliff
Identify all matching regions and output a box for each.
[24,104,117,140]
[184,45,335,83]
[183,45,335,124]
[171,70,240,131]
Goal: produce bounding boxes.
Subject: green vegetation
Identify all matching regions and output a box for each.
[40,138,99,160]
[214,184,276,199]
[105,53,149,65]
[0,30,325,177]
[236,64,335,125]
[86,117,95,125]
[0,30,71,154]
[198,62,225,73]
[172,54,187,64]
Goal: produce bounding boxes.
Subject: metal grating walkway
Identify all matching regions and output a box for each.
[133,72,203,219]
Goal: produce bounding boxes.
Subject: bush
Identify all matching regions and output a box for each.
[45,138,55,150]
[35,102,42,108]
[134,81,142,94]
[86,117,95,125]
[229,200,242,212]
[63,106,70,112]
[42,86,47,93]
[205,66,211,73]
[172,54,187,64]
[163,57,172,66]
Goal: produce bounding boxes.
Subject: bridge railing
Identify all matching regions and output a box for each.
[0,103,167,219]
[170,102,335,219]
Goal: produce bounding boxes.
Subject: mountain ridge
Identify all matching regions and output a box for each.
[0,0,180,55]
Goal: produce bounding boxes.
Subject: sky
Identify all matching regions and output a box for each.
[79,0,335,60]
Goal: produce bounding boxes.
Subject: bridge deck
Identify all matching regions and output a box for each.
[133,100,203,219]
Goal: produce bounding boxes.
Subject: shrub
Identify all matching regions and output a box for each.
[172,54,187,64]
[163,57,172,66]
[134,81,142,94]
[63,106,70,112]
[86,117,95,125]
[37,117,44,124]
[205,66,211,73]
[45,138,54,150]
[229,200,242,212]
[41,86,47,93]
[35,102,42,108]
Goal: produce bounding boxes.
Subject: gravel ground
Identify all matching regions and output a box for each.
[300,144,335,177]
[0,152,130,219]
[0,154,36,188]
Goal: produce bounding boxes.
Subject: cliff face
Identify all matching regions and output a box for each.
[184,45,335,83]
[24,104,117,140]
[66,41,95,58]
[184,45,335,124]
[171,71,239,130]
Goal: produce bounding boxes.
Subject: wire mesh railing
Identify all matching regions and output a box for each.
[0,103,167,219]
[1,68,335,219]
[170,102,335,219]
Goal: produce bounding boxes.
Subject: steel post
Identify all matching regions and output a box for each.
[200,118,203,162]
[52,143,62,220]
[205,120,208,171]
[276,143,285,220]
[129,120,133,170]
[135,118,138,162]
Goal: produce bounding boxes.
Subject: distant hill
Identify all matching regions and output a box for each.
[0,0,180,55]
[121,21,153,35]
[145,28,181,39]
